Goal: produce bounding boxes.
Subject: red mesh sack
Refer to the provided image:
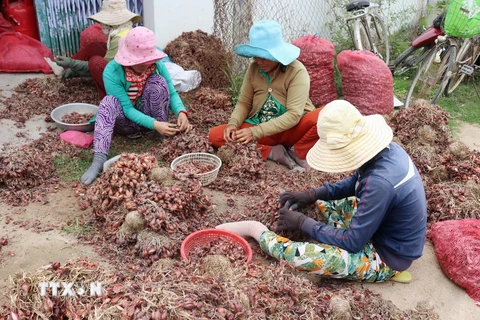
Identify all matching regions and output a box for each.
[337,50,393,115]
[431,219,480,304]
[0,31,54,73]
[78,24,107,51]
[293,35,337,107]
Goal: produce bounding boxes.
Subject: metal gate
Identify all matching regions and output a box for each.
[35,0,143,56]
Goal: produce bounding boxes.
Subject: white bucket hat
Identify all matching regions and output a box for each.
[88,0,142,26]
[306,100,393,173]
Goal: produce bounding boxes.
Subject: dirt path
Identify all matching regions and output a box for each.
[0,189,109,305]
[455,121,480,151]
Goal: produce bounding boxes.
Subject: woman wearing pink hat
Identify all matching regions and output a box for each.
[209,20,323,171]
[81,27,192,185]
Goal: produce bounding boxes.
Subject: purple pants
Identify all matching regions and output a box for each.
[93,74,170,154]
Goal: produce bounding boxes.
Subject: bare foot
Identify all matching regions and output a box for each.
[268,145,296,169]
[288,147,310,171]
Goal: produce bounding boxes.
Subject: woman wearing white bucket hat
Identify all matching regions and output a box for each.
[44,0,146,98]
[217,100,427,283]
[209,20,323,171]
[81,27,192,185]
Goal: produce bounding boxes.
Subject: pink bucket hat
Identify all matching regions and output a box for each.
[115,27,167,66]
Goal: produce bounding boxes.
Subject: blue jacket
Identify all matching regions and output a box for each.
[302,142,427,270]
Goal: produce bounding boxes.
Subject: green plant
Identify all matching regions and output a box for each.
[437,0,448,10]
[63,217,90,235]
[54,151,92,182]
[393,75,411,99]
[222,63,245,107]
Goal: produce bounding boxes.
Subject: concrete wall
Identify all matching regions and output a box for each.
[143,0,214,50]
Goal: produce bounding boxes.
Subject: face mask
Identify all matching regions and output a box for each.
[101,25,112,37]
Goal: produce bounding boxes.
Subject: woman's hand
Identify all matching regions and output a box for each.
[224,124,238,142]
[234,128,254,144]
[154,121,180,136]
[177,112,193,133]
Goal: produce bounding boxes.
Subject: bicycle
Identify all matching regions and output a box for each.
[404,34,480,107]
[404,0,480,107]
[403,34,452,108]
[390,12,446,76]
[345,0,390,65]
[440,35,480,98]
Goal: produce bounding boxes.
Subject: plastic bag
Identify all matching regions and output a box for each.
[337,50,393,115]
[293,35,338,107]
[59,131,94,148]
[163,61,202,93]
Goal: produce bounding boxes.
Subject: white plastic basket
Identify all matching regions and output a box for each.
[170,153,222,186]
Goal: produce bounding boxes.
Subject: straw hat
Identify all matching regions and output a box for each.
[306,100,393,173]
[234,20,300,66]
[88,0,142,26]
[115,27,166,66]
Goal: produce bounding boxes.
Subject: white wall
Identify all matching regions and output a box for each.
[143,0,214,50]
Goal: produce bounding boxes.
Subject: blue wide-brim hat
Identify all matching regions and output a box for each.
[234,20,300,66]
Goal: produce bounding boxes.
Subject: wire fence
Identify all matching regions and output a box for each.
[213,0,429,73]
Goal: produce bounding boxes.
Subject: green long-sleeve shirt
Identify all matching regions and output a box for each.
[103,60,187,130]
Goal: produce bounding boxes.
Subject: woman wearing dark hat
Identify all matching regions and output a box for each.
[80,27,192,185]
[209,20,322,171]
[45,0,143,98]
[216,100,427,283]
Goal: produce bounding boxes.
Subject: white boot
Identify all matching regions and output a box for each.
[44,57,64,77]
[216,221,269,242]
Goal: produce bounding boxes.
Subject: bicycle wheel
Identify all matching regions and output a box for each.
[404,41,451,107]
[430,43,454,104]
[353,19,369,51]
[353,17,389,65]
[445,39,480,96]
[369,14,390,65]
[392,45,431,76]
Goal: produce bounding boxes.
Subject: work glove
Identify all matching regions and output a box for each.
[56,56,90,78]
[278,188,317,210]
[275,205,308,233]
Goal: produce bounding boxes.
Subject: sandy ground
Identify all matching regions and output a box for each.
[0,73,479,319]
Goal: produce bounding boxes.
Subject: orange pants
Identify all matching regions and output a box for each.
[209,108,323,161]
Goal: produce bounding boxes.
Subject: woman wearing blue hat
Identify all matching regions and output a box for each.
[209,20,322,171]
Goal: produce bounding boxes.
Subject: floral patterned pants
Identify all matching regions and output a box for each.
[259,197,398,282]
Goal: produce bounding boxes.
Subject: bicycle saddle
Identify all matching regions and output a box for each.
[346,0,370,12]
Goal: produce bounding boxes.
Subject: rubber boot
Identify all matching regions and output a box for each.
[81,153,107,185]
[44,57,64,77]
[216,221,269,241]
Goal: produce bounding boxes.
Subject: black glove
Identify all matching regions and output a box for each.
[275,205,308,233]
[278,188,316,210]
